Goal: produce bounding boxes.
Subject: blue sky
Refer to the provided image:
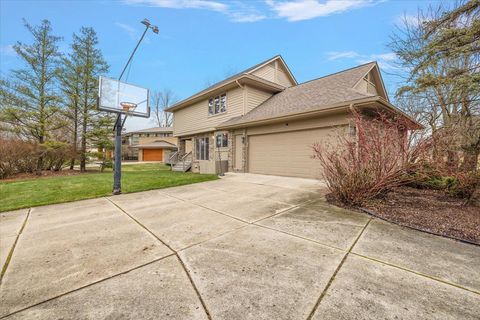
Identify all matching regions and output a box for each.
[0,0,436,131]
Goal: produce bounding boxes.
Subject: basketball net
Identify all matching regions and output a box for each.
[120,102,137,117]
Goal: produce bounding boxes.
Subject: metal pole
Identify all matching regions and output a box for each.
[111,19,156,195]
[113,115,123,194]
[118,25,149,82]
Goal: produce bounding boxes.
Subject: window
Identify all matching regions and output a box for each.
[216,133,228,148]
[208,93,227,115]
[195,137,209,160]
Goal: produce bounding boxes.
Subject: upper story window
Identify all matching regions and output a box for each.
[208,93,227,116]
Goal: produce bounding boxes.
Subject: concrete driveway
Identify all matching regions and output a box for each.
[1,173,479,319]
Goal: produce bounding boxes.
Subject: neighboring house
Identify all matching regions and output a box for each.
[166,55,419,178]
[122,127,177,162]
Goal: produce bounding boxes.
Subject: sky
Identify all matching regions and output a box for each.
[0,0,438,131]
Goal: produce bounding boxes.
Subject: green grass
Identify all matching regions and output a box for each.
[0,163,218,212]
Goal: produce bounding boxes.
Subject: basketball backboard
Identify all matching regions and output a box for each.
[98,76,150,118]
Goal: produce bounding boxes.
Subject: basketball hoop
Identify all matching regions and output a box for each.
[120,102,137,116]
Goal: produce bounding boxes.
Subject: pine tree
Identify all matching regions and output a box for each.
[59,50,82,169]
[68,27,109,171]
[0,19,63,174]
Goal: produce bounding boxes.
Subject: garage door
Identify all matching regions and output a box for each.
[143,149,163,161]
[248,127,333,178]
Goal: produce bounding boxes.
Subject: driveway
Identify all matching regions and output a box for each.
[1,173,479,319]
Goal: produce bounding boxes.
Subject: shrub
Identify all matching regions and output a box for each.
[446,172,480,200]
[100,159,113,172]
[41,141,72,171]
[0,139,39,178]
[313,110,427,206]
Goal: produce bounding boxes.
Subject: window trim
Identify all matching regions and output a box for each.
[216,133,228,148]
[195,137,210,160]
[208,93,227,116]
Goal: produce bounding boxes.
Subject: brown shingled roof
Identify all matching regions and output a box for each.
[219,62,377,127]
[136,140,177,149]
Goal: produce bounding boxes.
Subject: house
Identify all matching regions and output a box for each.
[166,55,419,178]
[122,127,177,162]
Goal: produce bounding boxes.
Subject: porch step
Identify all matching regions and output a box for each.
[172,162,192,172]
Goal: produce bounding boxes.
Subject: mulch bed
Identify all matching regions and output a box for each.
[1,169,100,182]
[327,187,480,245]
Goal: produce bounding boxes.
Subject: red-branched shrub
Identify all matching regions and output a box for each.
[313,110,428,206]
[0,139,38,178]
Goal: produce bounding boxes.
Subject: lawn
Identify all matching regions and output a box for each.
[0,163,218,212]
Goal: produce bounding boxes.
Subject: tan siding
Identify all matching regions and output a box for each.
[246,85,273,113]
[251,60,295,87]
[173,86,244,136]
[276,69,292,87]
[251,63,275,82]
[354,70,380,96]
[276,63,295,87]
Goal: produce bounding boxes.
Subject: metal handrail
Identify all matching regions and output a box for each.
[181,151,192,171]
[168,151,179,170]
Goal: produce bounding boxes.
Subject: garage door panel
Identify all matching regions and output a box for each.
[143,149,163,161]
[248,127,338,178]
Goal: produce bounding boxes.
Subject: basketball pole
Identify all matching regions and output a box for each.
[112,19,159,195]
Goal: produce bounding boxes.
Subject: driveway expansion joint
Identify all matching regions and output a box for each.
[350,252,480,296]
[105,197,213,320]
[306,217,373,320]
[0,208,31,286]
[0,253,176,319]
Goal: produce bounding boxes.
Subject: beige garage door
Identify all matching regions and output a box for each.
[248,127,333,179]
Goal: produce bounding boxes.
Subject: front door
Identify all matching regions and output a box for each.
[234,135,243,171]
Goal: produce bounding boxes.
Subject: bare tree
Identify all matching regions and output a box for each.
[151,89,175,127]
[389,0,480,171]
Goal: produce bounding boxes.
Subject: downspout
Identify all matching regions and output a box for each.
[235,79,247,172]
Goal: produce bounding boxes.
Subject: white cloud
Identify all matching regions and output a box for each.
[115,22,137,40]
[266,0,381,22]
[326,51,360,60]
[326,50,398,70]
[123,0,266,23]
[123,0,227,12]
[123,0,378,23]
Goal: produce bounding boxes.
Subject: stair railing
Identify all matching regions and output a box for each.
[180,151,192,172]
[169,151,180,170]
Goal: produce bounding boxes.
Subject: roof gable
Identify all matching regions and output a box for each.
[352,62,389,101]
[247,56,297,87]
[166,55,296,112]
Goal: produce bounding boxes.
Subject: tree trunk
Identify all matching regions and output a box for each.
[80,123,87,172]
[461,150,479,172]
[80,94,88,172]
[69,103,78,170]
